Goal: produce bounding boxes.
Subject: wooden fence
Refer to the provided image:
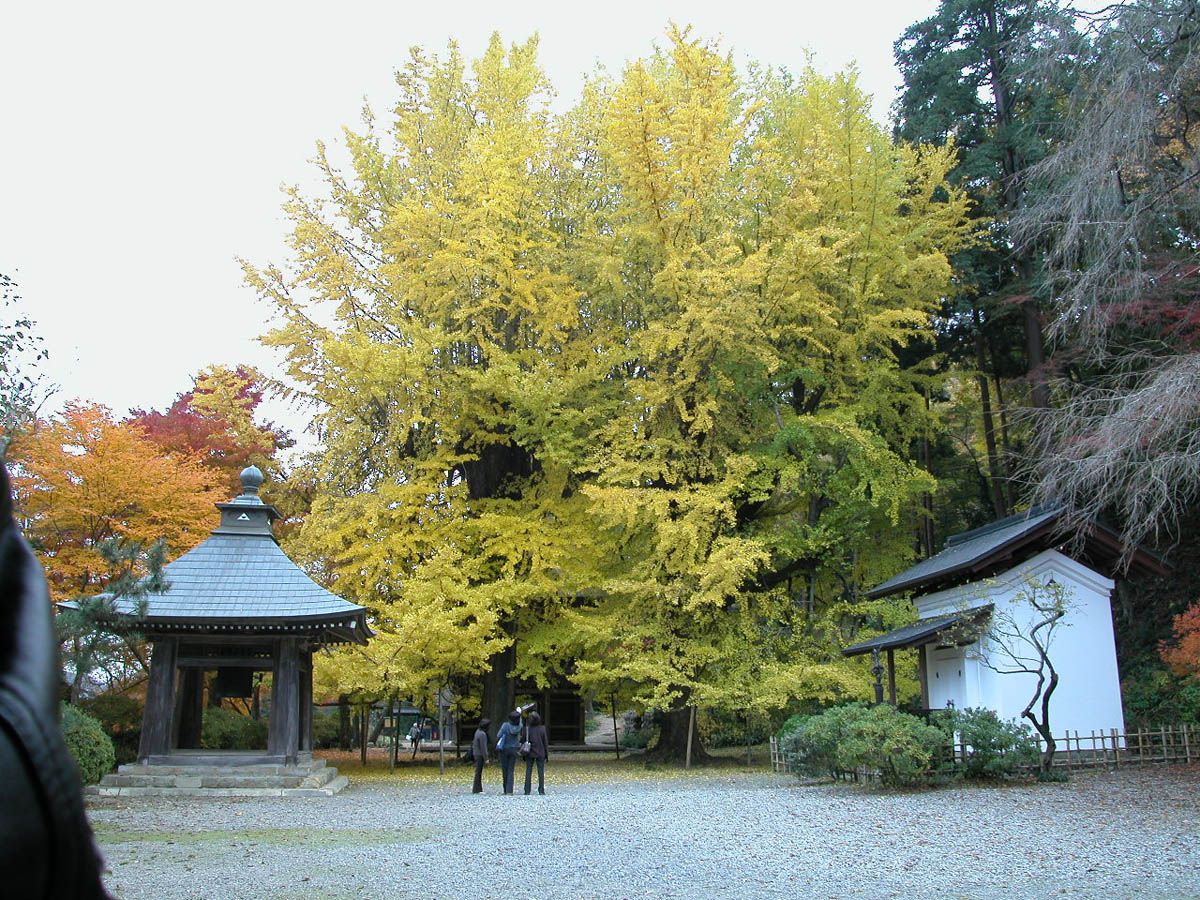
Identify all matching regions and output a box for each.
[770,723,1200,775]
[1036,723,1200,769]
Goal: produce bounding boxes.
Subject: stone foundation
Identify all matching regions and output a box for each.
[88,756,348,798]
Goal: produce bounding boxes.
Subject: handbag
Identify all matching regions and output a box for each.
[519,739,532,757]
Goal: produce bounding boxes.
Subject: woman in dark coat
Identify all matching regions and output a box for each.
[523,710,549,794]
[470,718,490,793]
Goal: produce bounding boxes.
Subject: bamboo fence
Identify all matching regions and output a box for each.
[769,723,1200,775]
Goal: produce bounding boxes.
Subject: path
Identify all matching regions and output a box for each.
[88,764,1200,900]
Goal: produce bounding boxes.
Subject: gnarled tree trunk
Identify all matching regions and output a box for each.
[643,696,710,765]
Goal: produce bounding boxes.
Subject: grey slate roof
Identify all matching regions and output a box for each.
[112,532,366,626]
[842,605,993,656]
[865,505,1063,600]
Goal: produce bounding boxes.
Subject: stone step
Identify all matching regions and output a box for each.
[114,759,329,778]
[87,759,348,799]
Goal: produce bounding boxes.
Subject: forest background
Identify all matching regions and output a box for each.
[6,0,1200,761]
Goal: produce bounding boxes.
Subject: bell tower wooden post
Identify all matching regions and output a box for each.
[138,638,178,763]
[299,649,313,753]
[268,637,300,765]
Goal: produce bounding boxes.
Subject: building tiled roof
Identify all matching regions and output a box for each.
[842,605,993,657]
[865,502,1168,600]
[865,506,1064,600]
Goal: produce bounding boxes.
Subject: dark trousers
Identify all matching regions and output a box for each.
[524,757,545,794]
[499,750,518,793]
[472,757,485,793]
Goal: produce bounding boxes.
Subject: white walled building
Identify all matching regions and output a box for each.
[845,507,1166,735]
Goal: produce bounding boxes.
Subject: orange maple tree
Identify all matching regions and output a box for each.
[10,402,222,602]
[1161,602,1200,680]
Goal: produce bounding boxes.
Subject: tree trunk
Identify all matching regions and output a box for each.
[920,390,936,559]
[972,300,1008,519]
[643,697,710,765]
[481,618,517,730]
[369,706,386,744]
[1021,297,1050,411]
[983,7,1050,414]
[338,694,351,750]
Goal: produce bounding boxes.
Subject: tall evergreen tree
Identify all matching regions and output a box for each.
[894,0,1077,525]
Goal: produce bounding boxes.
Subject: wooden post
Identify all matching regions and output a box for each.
[745,711,752,767]
[611,694,621,761]
[1162,725,1169,762]
[174,667,204,750]
[886,649,897,706]
[389,697,397,774]
[685,705,696,770]
[268,637,300,765]
[438,686,447,775]
[1185,725,1192,764]
[299,651,313,753]
[360,703,368,767]
[138,638,178,762]
[1112,728,1121,767]
[917,645,930,710]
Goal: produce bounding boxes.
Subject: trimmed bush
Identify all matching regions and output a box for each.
[775,714,807,743]
[201,706,268,750]
[61,703,116,785]
[782,703,947,787]
[312,709,342,749]
[78,693,143,766]
[936,707,1039,779]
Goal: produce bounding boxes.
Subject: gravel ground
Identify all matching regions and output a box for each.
[88,763,1200,900]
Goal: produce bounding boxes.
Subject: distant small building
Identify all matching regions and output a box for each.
[844,506,1166,736]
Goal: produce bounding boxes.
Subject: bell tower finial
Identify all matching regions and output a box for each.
[240,465,264,496]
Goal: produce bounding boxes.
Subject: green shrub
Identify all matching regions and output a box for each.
[312,709,342,749]
[935,707,1039,779]
[697,708,771,748]
[775,714,807,743]
[61,703,116,785]
[781,708,843,779]
[201,706,268,750]
[782,703,947,787]
[78,693,143,765]
[620,721,659,750]
[1122,666,1200,727]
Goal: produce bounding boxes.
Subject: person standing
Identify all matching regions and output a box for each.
[496,709,522,794]
[470,718,490,793]
[522,710,549,795]
[408,720,422,758]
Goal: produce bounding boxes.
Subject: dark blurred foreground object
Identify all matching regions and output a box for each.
[0,464,110,899]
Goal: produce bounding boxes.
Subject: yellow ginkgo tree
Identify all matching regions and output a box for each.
[246,27,971,757]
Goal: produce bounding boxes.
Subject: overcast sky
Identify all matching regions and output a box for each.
[1,0,938,448]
